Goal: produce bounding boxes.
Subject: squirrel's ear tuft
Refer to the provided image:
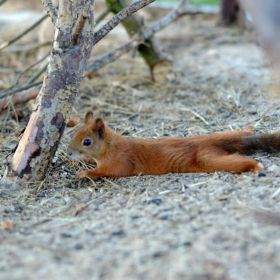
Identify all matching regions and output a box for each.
[94,117,105,138]
[84,111,94,123]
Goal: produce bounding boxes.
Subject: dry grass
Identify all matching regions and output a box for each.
[1,13,280,280]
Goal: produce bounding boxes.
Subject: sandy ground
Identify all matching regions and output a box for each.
[0,11,280,280]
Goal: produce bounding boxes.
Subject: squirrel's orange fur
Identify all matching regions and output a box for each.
[67,111,280,179]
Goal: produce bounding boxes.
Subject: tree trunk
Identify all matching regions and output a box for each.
[105,0,170,80]
[7,0,95,181]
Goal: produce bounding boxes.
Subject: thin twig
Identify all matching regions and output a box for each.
[4,41,52,54]
[0,60,47,99]
[0,55,48,101]
[24,63,48,85]
[188,109,210,126]
[92,0,155,46]
[85,40,138,74]
[0,81,43,99]
[15,53,49,86]
[142,0,190,38]
[0,14,48,52]
[102,177,122,188]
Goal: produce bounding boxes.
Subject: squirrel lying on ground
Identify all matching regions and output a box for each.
[67,111,280,179]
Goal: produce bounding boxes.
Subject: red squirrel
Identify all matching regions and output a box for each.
[67,111,280,179]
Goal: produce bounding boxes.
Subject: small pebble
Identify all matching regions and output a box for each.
[130,215,141,220]
[61,232,72,238]
[158,214,169,221]
[183,241,192,247]
[258,172,267,177]
[111,230,125,237]
[146,198,162,206]
[121,130,130,136]
[128,114,138,121]
[36,191,47,198]
[152,251,164,258]
[74,243,84,250]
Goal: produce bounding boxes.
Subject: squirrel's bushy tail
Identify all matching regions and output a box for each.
[222,133,280,155]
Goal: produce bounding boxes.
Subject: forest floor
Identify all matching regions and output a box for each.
[0,9,280,280]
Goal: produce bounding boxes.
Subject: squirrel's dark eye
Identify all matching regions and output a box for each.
[82,138,92,147]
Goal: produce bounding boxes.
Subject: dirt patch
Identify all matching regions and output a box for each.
[1,13,280,280]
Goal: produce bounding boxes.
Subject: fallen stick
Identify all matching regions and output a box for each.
[0,88,39,112]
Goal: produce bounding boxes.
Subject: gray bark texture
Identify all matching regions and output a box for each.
[8,0,95,180]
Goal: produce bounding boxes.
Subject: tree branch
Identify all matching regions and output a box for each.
[86,0,189,74]
[24,63,48,85]
[1,0,188,101]
[92,0,155,46]
[85,40,138,74]
[14,54,49,86]
[0,81,43,99]
[0,88,39,112]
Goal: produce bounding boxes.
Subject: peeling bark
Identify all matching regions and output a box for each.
[8,0,95,180]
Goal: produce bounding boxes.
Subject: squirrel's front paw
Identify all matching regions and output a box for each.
[77,170,89,179]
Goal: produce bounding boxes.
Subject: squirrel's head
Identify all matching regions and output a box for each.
[67,111,108,163]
